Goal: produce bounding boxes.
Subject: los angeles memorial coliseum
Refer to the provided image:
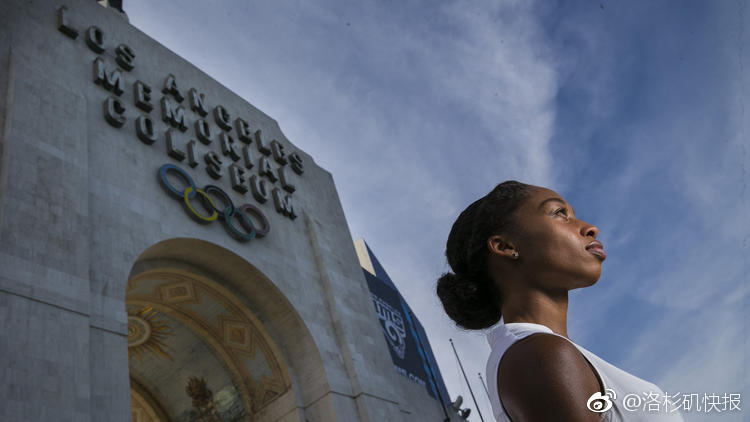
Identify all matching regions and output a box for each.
[0,1,460,421]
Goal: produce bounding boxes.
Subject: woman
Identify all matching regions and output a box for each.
[437,181,684,421]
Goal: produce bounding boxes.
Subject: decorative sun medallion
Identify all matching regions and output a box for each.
[127,306,174,361]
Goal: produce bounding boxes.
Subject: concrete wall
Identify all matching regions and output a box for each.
[0,1,457,421]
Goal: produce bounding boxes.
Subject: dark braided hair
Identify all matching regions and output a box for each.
[436,181,532,329]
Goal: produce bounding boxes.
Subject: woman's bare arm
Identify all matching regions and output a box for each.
[498,334,603,422]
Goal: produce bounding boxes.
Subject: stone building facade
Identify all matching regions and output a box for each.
[0,1,458,420]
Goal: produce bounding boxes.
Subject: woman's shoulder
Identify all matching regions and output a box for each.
[498,333,603,421]
[499,332,599,383]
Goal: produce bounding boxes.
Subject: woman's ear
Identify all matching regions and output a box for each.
[487,235,518,259]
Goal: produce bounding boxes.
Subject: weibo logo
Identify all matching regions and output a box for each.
[587,389,616,413]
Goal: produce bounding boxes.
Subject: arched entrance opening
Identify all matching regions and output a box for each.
[124,238,327,421]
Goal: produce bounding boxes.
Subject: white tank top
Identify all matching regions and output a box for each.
[485,317,685,421]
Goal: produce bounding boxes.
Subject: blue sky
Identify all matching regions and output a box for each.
[124,1,747,420]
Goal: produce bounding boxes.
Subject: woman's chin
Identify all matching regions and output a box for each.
[588,272,602,286]
[580,268,602,287]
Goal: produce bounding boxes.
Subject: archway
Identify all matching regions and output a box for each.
[125,238,328,421]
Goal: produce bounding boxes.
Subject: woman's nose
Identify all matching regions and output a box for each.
[581,222,599,238]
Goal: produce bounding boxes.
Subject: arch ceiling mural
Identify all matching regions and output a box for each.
[126,269,292,420]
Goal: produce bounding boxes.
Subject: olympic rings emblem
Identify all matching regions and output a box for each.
[158,164,270,242]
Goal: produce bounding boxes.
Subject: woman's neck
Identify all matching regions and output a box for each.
[500,288,570,338]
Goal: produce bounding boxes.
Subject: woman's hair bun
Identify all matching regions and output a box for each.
[437,180,531,330]
[436,271,501,330]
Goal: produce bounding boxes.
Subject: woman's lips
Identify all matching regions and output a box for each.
[587,246,606,260]
[586,241,606,260]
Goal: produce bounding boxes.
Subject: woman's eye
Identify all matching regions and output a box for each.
[555,208,568,216]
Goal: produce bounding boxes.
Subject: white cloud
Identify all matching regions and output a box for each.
[120,2,749,419]
[126,0,560,413]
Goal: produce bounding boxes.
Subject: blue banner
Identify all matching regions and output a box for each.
[360,242,450,405]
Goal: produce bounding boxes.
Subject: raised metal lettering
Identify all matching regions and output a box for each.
[85,26,105,53]
[254,129,271,156]
[188,88,208,117]
[115,44,135,71]
[288,152,304,175]
[135,115,157,145]
[213,105,232,131]
[242,145,255,170]
[229,164,248,194]
[249,175,269,203]
[57,6,79,39]
[272,188,297,219]
[186,140,198,168]
[270,140,287,165]
[93,57,124,96]
[258,156,278,183]
[103,96,126,128]
[219,132,241,161]
[194,119,212,145]
[277,166,296,193]
[162,74,184,103]
[204,151,222,179]
[165,129,186,162]
[133,81,152,112]
[160,97,188,131]
[235,118,252,144]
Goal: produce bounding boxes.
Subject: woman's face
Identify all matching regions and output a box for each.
[507,185,605,291]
